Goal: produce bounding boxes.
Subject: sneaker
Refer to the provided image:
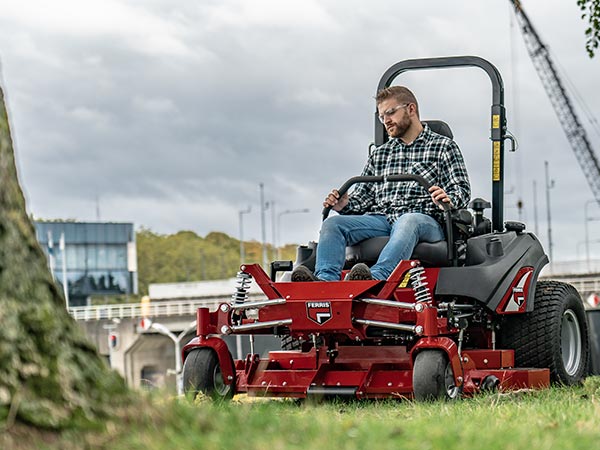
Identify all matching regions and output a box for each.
[346,263,373,280]
[291,265,320,282]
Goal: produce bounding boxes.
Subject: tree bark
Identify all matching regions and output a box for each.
[0,86,128,429]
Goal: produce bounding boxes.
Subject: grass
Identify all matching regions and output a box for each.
[4,377,600,450]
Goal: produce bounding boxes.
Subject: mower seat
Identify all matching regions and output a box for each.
[345,237,450,268]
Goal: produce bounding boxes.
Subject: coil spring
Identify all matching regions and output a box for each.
[231,271,253,304]
[409,266,432,303]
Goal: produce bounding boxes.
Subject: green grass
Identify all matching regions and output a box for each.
[4,378,600,450]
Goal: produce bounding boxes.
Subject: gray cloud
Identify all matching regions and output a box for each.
[1,0,599,261]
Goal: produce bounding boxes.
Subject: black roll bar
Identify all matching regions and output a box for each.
[375,56,506,232]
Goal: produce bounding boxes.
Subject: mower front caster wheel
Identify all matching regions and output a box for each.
[413,350,461,401]
[182,348,234,400]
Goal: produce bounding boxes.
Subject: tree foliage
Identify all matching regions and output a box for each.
[578,0,600,57]
[0,86,128,430]
[136,228,298,295]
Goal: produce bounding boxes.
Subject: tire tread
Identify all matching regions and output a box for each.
[499,280,589,384]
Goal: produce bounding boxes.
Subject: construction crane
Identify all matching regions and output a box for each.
[509,0,600,206]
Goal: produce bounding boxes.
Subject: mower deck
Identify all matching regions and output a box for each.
[182,262,550,399]
[232,346,548,399]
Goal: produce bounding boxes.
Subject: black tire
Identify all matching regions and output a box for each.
[499,280,589,385]
[182,348,234,400]
[281,334,303,351]
[412,350,461,401]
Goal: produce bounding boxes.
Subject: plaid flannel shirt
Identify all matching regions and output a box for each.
[341,124,471,224]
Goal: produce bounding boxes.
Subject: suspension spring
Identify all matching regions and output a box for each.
[409,266,432,303]
[232,271,253,304]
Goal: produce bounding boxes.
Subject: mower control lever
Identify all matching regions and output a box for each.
[321,174,450,221]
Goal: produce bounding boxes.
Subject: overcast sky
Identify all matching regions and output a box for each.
[1,0,599,262]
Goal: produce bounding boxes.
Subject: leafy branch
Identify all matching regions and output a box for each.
[577,0,600,57]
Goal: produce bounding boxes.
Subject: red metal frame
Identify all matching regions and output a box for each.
[183,263,549,398]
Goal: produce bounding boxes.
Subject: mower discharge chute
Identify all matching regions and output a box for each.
[182,56,589,401]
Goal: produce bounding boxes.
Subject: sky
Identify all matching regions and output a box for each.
[0,0,599,263]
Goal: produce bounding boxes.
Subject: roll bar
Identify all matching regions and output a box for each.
[375,56,506,232]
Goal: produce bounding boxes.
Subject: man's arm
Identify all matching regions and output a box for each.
[337,154,377,215]
[436,141,471,209]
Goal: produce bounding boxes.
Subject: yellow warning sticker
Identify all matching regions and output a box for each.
[492,114,500,129]
[398,271,412,288]
[493,141,501,181]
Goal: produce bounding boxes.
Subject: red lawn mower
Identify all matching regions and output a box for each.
[182,56,590,401]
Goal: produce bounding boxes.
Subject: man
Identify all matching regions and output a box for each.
[292,86,471,282]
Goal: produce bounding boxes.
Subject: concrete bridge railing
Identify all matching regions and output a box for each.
[69,293,267,321]
[69,298,228,321]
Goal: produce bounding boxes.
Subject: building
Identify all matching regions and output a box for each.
[34,221,138,306]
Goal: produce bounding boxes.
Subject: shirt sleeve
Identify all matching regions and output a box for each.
[438,141,471,210]
[339,154,377,215]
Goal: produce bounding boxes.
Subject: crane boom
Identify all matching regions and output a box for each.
[510,0,600,205]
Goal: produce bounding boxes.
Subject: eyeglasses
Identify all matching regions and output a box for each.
[378,103,410,123]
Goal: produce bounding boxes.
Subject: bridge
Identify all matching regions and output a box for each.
[540,259,600,305]
[73,280,276,392]
[72,270,600,392]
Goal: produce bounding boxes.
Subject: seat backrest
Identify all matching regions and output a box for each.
[423,120,453,139]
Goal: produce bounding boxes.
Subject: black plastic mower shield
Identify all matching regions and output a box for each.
[434,231,548,312]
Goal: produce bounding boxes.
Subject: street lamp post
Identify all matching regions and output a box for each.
[584,199,600,272]
[544,161,555,265]
[270,200,276,261]
[148,321,197,395]
[533,180,539,236]
[238,206,251,265]
[259,183,268,270]
[277,208,310,259]
[578,239,600,262]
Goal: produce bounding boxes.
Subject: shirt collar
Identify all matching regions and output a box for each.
[389,123,431,146]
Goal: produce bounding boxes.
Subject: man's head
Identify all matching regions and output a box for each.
[376,86,422,141]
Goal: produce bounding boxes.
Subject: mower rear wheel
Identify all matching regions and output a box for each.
[413,350,461,401]
[182,348,233,400]
[499,280,589,385]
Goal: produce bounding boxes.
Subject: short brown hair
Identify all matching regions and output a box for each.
[376,86,419,116]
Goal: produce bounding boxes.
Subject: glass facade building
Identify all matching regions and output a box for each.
[34,221,138,306]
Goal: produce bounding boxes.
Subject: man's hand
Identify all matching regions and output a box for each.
[428,185,453,209]
[323,189,349,212]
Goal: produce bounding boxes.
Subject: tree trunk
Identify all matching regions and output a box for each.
[0,86,128,429]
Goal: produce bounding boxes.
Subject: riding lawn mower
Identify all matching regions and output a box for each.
[182,56,590,401]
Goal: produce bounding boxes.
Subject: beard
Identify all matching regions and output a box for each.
[386,114,411,138]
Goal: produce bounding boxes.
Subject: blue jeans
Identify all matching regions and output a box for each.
[315,213,444,281]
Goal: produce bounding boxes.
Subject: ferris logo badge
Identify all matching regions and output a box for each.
[512,287,525,307]
[306,301,332,325]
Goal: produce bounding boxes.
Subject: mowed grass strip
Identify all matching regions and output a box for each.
[7,377,600,450]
